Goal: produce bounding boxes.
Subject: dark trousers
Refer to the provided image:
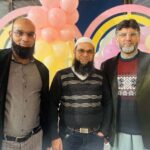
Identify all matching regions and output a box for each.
[60,129,104,150]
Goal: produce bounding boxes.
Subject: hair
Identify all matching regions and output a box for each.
[116,19,140,34]
[11,17,19,31]
[11,17,35,31]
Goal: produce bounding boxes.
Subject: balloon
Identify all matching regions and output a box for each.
[34,40,54,61]
[52,41,70,58]
[48,8,66,29]
[35,29,41,40]
[28,7,48,29]
[48,0,60,9]
[60,24,76,41]
[43,56,55,69]
[40,0,55,8]
[66,10,79,24]
[40,0,59,9]
[60,0,79,13]
[41,27,59,42]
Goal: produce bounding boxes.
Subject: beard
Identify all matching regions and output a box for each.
[120,45,137,54]
[73,59,94,75]
[12,40,35,59]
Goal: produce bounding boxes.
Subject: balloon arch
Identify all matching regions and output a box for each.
[1,3,150,83]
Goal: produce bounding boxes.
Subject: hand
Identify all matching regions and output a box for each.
[97,132,109,144]
[104,138,109,144]
[51,138,63,150]
[97,131,104,137]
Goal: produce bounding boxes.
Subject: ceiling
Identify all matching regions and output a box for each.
[0,0,40,18]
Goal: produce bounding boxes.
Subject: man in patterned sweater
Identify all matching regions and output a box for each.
[49,37,112,150]
[101,19,150,150]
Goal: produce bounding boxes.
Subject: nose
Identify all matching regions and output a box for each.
[21,33,30,41]
[82,51,89,57]
[125,34,132,40]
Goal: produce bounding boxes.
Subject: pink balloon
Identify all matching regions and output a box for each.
[48,8,66,29]
[40,0,55,8]
[35,29,41,40]
[40,0,59,9]
[41,27,59,42]
[28,7,48,29]
[60,24,76,41]
[48,0,60,9]
[60,0,79,13]
[66,10,79,24]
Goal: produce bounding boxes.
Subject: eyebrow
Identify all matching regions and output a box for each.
[13,29,35,32]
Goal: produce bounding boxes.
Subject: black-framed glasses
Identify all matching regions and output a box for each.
[117,32,139,38]
[13,30,35,38]
[77,49,94,55]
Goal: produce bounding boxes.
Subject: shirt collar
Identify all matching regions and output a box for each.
[11,53,35,64]
[71,66,88,80]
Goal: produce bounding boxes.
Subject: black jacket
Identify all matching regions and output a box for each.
[0,48,50,150]
[101,51,150,149]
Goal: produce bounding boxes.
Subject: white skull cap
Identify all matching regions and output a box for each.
[75,37,95,48]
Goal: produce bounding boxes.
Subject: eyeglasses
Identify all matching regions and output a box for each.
[77,49,94,55]
[13,30,35,38]
[117,32,139,38]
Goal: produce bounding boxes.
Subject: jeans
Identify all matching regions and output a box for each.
[60,129,104,150]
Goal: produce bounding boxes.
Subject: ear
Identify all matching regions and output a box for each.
[73,48,76,55]
[138,35,140,43]
[9,31,12,38]
[115,35,119,43]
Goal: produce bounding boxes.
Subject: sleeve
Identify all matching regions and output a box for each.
[100,64,113,139]
[38,63,50,149]
[49,71,62,140]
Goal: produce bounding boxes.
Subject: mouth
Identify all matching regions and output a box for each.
[19,44,31,48]
[124,43,133,46]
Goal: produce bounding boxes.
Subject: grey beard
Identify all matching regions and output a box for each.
[121,45,136,54]
[120,45,138,59]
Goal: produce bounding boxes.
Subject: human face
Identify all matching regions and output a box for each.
[74,42,95,65]
[10,18,36,48]
[116,28,140,55]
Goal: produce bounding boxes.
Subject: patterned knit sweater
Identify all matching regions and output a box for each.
[117,56,141,134]
[49,67,112,140]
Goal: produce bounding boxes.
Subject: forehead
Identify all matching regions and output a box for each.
[76,42,94,50]
[13,19,35,32]
[117,27,139,33]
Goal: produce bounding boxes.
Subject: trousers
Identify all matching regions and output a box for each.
[60,129,104,150]
[111,132,150,150]
[1,129,43,150]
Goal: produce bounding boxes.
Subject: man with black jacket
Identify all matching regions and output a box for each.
[0,17,50,150]
[101,19,150,150]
